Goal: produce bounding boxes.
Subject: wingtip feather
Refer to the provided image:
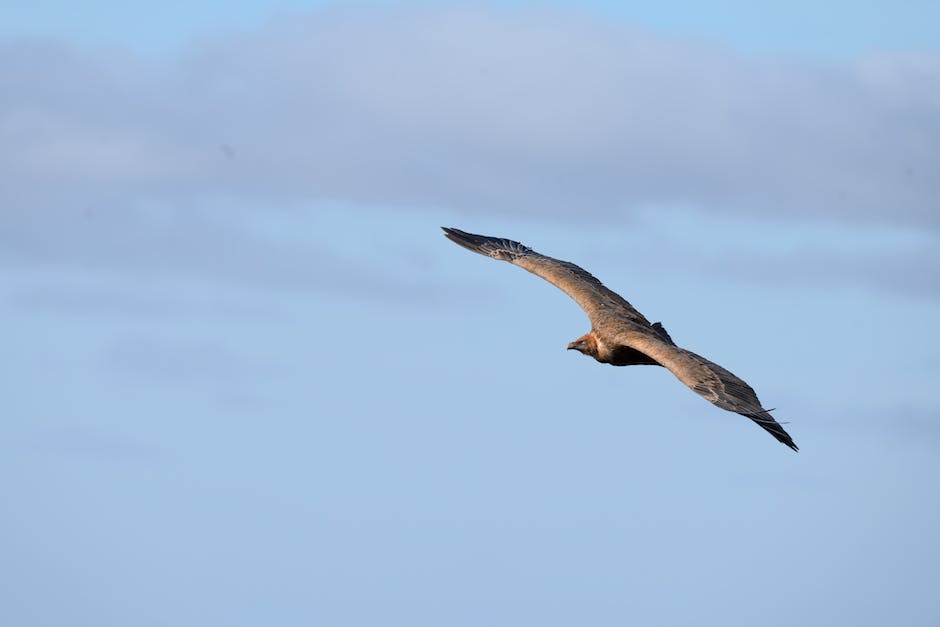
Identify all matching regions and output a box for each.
[441,227,530,260]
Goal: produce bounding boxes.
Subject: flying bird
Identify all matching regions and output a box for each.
[442,227,797,451]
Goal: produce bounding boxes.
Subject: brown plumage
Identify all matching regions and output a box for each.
[443,227,798,451]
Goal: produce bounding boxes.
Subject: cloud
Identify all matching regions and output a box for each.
[632,239,940,297]
[706,246,940,297]
[27,424,164,463]
[0,206,439,301]
[5,279,289,319]
[1,6,938,227]
[819,403,940,446]
[104,335,281,384]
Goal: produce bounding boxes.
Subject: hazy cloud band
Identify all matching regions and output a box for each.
[2,6,938,226]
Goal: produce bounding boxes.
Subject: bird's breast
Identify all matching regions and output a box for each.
[599,342,662,367]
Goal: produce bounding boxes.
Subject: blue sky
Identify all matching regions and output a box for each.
[2,2,939,626]
[5,0,940,57]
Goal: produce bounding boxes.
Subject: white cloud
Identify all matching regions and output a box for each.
[1,6,937,226]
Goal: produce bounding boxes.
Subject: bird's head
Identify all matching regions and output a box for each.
[567,333,598,357]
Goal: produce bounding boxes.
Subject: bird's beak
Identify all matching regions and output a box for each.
[567,341,577,350]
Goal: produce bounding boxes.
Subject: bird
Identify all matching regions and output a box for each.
[442,227,798,451]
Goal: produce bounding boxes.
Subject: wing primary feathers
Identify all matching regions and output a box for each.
[441,227,531,261]
[747,411,799,451]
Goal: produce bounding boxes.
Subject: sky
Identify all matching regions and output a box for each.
[2,1,939,626]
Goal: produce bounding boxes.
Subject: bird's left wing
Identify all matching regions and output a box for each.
[442,227,650,327]
[614,331,799,450]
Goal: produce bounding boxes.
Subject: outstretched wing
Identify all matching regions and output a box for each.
[616,331,798,450]
[442,227,650,327]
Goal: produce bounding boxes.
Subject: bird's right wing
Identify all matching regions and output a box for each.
[442,227,650,327]
[615,331,798,450]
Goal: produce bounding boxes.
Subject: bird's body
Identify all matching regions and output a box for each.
[442,227,798,451]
